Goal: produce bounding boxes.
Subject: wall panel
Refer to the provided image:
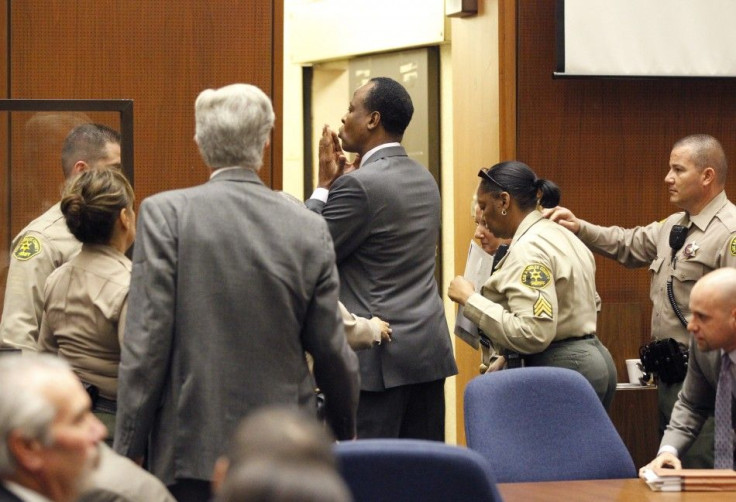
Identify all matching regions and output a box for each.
[0,0,8,309]
[516,0,736,346]
[10,0,281,204]
[451,0,503,445]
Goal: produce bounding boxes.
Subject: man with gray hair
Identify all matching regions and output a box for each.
[1,123,121,352]
[0,354,174,502]
[114,83,359,501]
[0,354,107,502]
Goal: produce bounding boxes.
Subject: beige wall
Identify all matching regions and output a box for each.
[283,0,461,442]
[450,0,503,445]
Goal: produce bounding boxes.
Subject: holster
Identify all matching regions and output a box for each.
[503,350,524,369]
[639,338,688,385]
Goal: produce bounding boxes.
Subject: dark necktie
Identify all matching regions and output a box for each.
[715,352,734,469]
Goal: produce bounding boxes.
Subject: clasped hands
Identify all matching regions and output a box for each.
[318,125,360,189]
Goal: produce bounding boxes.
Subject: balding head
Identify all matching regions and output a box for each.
[688,268,736,353]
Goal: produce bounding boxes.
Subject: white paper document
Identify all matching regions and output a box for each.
[454,241,494,349]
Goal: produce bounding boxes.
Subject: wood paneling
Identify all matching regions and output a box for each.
[451,0,503,445]
[0,0,8,309]
[10,0,281,204]
[597,302,644,382]
[515,0,736,343]
[498,0,516,160]
[609,386,660,469]
[512,0,736,465]
[453,0,736,446]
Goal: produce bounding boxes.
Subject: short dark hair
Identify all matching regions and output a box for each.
[478,160,561,212]
[364,77,414,137]
[673,134,728,185]
[61,124,120,178]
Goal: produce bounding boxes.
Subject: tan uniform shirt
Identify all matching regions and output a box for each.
[0,202,81,350]
[464,211,599,354]
[577,190,736,345]
[38,244,131,400]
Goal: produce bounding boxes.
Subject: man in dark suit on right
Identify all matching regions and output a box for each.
[640,267,736,473]
[306,77,457,440]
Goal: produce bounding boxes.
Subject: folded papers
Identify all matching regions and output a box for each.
[641,467,736,491]
[453,241,494,350]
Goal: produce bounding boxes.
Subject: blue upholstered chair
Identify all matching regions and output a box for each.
[334,438,503,502]
[464,366,636,483]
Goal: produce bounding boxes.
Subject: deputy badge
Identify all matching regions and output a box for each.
[521,263,551,290]
[13,236,42,261]
[731,236,736,256]
[533,291,553,319]
[682,242,699,259]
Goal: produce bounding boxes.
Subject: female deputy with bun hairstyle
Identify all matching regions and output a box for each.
[448,161,617,410]
[38,166,136,440]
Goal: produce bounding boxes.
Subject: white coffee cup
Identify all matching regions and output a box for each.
[626,358,645,385]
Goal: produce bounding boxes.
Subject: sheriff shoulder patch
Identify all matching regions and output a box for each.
[13,236,42,261]
[533,291,553,319]
[730,236,736,256]
[521,263,551,289]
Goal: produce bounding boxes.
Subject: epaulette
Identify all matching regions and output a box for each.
[716,202,736,233]
[659,211,686,226]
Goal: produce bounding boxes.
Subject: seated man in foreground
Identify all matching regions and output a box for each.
[641,267,736,473]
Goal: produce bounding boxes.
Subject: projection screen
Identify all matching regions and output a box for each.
[556,0,736,77]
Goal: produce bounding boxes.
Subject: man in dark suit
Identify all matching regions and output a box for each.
[114,83,360,501]
[306,77,457,440]
[640,267,736,473]
[0,355,107,502]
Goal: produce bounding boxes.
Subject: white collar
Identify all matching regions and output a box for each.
[209,166,243,179]
[2,480,54,502]
[360,142,401,168]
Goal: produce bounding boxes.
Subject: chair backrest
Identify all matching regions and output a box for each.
[334,438,503,502]
[464,366,636,483]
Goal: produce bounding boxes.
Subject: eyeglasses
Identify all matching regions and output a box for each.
[478,168,507,192]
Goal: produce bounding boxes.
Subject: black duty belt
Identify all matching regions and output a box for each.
[549,333,596,345]
[504,334,596,368]
[94,396,117,414]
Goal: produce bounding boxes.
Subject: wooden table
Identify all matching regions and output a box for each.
[498,478,735,501]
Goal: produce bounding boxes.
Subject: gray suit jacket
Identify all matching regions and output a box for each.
[663,338,736,454]
[307,146,457,390]
[114,168,359,485]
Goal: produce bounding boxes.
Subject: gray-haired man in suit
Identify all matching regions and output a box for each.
[306,77,457,440]
[114,83,360,501]
[640,267,736,473]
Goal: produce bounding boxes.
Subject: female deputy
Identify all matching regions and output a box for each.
[38,167,135,440]
[448,161,617,409]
